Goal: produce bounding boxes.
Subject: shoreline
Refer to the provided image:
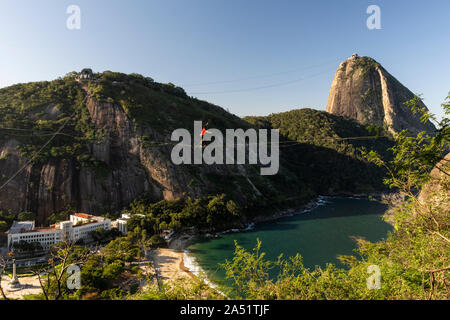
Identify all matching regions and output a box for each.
[153,241,227,297]
[152,248,193,283]
[167,194,331,292]
[165,191,401,291]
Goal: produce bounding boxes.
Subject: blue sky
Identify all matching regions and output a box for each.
[1,0,449,119]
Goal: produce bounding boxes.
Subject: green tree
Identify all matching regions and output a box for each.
[221,94,450,300]
[102,237,140,263]
[17,211,36,221]
[149,234,166,248]
[0,221,7,233]
[102,261,124,280]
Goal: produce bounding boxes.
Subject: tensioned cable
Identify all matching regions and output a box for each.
[189,68,334,95]
[0,95,89,192]
[0,124,385,152]
[181,58,342,87]
[0,81,385,190]
[0,129,78,138]
[140,136,385,148]
[1,129,385,142]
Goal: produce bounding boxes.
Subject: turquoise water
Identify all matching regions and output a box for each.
[188,197,392,282]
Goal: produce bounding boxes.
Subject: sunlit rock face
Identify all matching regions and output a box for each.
[326,55,436,135]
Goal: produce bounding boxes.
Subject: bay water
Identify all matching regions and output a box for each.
[188,197,393,283]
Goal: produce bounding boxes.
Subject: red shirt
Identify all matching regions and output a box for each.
[201,128,207,137]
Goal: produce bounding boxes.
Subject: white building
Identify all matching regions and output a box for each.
[8,221,35,234]
[114,213,145,235]
[7,214,111,251]
[117,213,131,235]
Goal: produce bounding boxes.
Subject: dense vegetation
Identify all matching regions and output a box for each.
[117,94,449,300]
[119,94,449,301]
[0,78,103,164]
[14,227,219,300]
[0,211,36,233]
[125,193,242,235]
[217,94,449,300]
[246,108,391,156]
[245,108,393,196]
[0,72,394,228]
[14,238,144,300]
[0,71,398,301]
[2,84,446,300]
[87,71,250,134]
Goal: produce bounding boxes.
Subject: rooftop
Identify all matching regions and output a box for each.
[7,214,109,235]
[34,227,58,232]
[7,221,35,234]
[73,213,94,219]
[73,220,104,228]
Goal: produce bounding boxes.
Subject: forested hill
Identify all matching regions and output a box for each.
[0,71,391,225]
[244,108,393,194]
[245,108,392,159]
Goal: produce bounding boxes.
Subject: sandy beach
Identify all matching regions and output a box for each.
[152,248,195,282]
[150,233,197,283]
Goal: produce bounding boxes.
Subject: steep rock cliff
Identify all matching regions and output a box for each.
[0,72,392,224]
[326,55,436,135]
[0,76,254,224]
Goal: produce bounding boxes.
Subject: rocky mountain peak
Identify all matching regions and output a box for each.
[326,55,436,135]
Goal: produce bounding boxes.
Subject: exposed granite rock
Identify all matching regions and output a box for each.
[326,55,436,135]
[0,72,395,224]
[0,93,255,224]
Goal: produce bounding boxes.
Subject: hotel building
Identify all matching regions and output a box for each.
[7,213,111,250]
